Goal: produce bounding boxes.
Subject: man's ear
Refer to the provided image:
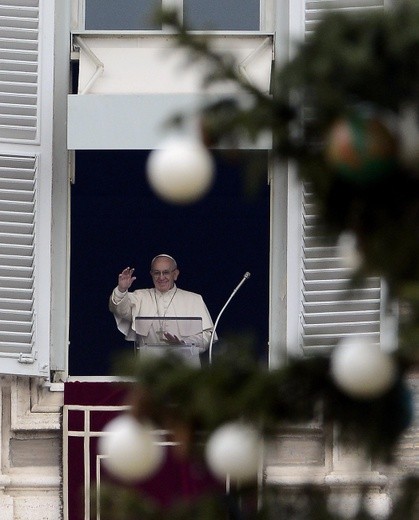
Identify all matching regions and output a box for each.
[174,269,179,281]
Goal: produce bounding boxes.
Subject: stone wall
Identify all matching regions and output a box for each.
[0,377,62,520]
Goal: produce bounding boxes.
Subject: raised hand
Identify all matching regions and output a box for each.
[117,267,136,292]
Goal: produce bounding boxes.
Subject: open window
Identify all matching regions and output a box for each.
[67,2,274,376]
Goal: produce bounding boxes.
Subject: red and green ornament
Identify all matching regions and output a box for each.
[325,115,398,183]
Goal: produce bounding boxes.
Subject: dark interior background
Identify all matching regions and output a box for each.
[69,150,270,375]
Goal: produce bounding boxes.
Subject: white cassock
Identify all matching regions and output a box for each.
[109,284,216,367]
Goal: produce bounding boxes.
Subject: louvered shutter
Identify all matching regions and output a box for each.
[300,185,381,353]
[0,154,38,365]
[0,0,39,142]
[0,0,52,376]
[299,0,384,353]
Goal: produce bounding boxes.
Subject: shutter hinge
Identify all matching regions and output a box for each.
[18,352,37,364]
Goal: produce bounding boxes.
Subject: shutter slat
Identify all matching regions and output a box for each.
[1,49,38,61]
[0,60,38,72]
[0,343,32,354]
[0,275,33,289]
[0,16,39,29]
[0,297,32,311]
[0,319,32,332]
[0,286,33,298]
[303,288,380,302]
[304,257,351,269]
[0,6,38,17]
[0,199,35,212]
[0,70,37,82]
[0,37,37,51]
[0,233,34,246]
[0,188,35,202]
[303,309,380,324]
[0,103,37,116]
[0,170,35,181]
[303,299,380,313]
[0,93,37,105]
[0,81,37,93]
[0,223,34,234]
[0,255,33,267]
[0,244,34,256]
[303,332,380,352]
[0,210,34,222]
[303,278,379,290]
[0,332,33,353]
[0,330,32,339]
[0,265,33,277]
[0,28,38,40]
[0,115,37,127]
[303,268,355,281]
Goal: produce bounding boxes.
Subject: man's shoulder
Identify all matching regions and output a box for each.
[176,288,202,299]
[130,288,153,297]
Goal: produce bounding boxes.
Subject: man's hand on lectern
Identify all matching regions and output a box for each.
[163,333,185,345]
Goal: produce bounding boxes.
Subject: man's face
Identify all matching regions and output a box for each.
[150,257,179,293]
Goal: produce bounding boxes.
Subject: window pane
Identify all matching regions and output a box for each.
[85,0,161,30]
[184,0,260,30]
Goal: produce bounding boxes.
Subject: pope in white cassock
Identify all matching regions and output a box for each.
[109,254,216,367]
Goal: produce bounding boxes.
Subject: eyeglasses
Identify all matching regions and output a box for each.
[150,269,176,278]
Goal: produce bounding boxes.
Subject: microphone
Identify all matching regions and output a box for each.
[209,272,251,364]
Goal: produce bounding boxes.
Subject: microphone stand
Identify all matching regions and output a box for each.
[209,272,251,364]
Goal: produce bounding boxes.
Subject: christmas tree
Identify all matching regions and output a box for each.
[97,1,419,518]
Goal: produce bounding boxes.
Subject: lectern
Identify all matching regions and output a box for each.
[134,316,203,367]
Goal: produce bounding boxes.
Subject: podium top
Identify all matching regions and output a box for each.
[134,316,203,348]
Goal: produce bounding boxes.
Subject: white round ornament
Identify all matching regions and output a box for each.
[205,421,262,483]
[331,337,397,399]
[337,231,363,271]
[146,136,214,204]
[98,414,165,482]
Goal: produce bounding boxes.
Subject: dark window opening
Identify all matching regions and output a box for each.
[69,150,269,376]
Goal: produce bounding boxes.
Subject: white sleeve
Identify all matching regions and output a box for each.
[111,287,127,304]
[109,288,136,341]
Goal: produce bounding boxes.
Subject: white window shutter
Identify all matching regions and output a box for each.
[0,154,41,372]
[0,0,51,377]
[0,0,39,142]
[300,185,381,353]
[298,0,385,354]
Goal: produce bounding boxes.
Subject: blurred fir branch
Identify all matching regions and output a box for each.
[97,476,419,520]
[115,350,412,463]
